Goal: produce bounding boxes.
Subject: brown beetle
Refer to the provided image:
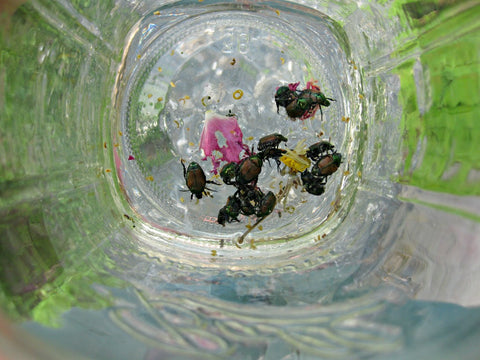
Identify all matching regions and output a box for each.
[258,133,288,152]
[311,153,342,178]
[181,160,219,199]
[235,155,263,185]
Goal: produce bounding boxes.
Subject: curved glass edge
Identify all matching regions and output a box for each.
[0,0,139,326]
[391,2,480,196]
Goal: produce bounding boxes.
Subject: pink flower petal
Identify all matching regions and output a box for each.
[306,80,321,91]
[128,155,135,160]
[300,105,319,120]
[288,82,300,91]
[199,111,250,173]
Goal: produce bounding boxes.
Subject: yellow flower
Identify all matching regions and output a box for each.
[279,139,311,172]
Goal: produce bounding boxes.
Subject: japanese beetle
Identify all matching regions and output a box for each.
[301,170,326,196]
[220,161,238,185]
[235,186,264,216]
[298,89,335,120]
[256,191,276,217]
[285,97,313,118]
[217,207,231,226]
[217,195,241,226]
[275,86,297,112]
[258,147,286,168]
[299,89,334,108]
[306,141,335,161]
[181,160,219,199]
[311,153,342,178]
[257,133,288,152]
[235,154,263,185]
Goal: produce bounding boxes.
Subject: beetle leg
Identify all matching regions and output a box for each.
[206,180,220,185]
[181,159,187,178]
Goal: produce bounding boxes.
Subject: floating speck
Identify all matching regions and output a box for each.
[170,50,175,56]
[153,10,161,15]
[211,250,217,256]
[233,89,244,100]
[285,206,295,214]
[146,176,154,181]
[230,58,236,65]
[201,96,212,107]
[180,197,185,203]
[118,131,123,136]
[358,94,364,99]
[158,67,162,72]
[189,141,195,146]
[275,9,280,16]
[128,155,135,160]
[105,169,111,173]
[147,93,152,98]
[103,142,107,149]
[178,95,190,104]
[280,57,285,65]
[157,97,163,102]
[170,81,176,87]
